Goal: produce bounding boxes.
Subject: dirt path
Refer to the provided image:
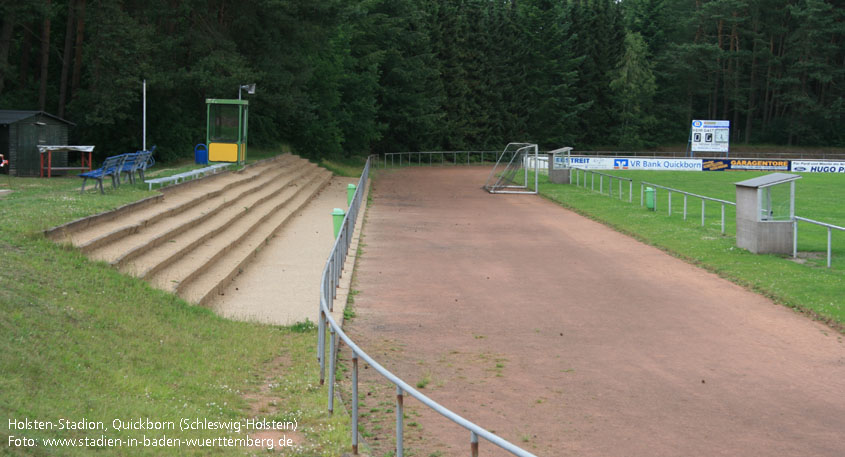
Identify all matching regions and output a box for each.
[345,166,845,457]
[209,177,357,325]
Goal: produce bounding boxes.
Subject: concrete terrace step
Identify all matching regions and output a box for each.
[140,167,329,295]
[123,164,324,281]
[64,154,301,248]
[86,160,304,265]
[180,169,333,306]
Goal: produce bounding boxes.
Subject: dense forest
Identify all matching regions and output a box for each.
[0,0,842,162]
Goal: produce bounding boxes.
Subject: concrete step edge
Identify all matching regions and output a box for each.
[188,170,333,305]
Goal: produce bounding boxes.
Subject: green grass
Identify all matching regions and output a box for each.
[415,374,431,389]
[0,173,350,455]
[318,156,369,177]
[536,170,845,328]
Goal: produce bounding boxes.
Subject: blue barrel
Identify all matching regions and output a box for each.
[194,143,209,164]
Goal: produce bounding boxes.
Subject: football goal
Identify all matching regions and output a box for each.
[483,143,539,194]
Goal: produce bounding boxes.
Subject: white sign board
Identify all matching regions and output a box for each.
[691,120,730,153]
[612,158,702,171]
[791,160,845,173]
[568,157,616,170]
[568,157,702,171]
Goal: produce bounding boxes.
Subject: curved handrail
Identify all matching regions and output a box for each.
[317,155,537,457]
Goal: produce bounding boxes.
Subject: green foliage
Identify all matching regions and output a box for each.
[610,32,658,149]
[0,0,841,163]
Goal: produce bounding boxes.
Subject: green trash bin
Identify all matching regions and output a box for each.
[347,183,357,207]
[332,208,345,238]
[645,187,655,210]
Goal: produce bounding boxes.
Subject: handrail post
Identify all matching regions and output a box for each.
[328,329,336,414]
[668,191,672,216]
[683,195,688,220]
[701,200,706,227]
[721,204,726,234]
[629,180,632,203]
[471,431,479,457]
[352,355,359,454]
[318,310,326,385]
[396,386,404,457]
[827,227,832,268]
[640,183,644,206]
[793,220,798,258]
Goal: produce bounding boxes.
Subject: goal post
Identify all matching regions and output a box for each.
[483,143,539,194]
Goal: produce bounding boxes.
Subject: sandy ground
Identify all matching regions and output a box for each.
[209,177,358,325]
[345,166,845,457]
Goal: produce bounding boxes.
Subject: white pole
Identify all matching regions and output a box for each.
[142,79,147,151]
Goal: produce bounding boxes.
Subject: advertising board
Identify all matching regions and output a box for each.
[612,158,702,171]
[790,160,845,173]
[702,159,790,171]
[567,157,702,171]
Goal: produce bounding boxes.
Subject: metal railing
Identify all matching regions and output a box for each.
[573,168,633,203]
[640,181,736,234]
[794,217,844,268]
[571,150,845,160]
[317,155,537,457]
[382,151,498,168]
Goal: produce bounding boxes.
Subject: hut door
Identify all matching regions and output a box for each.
[17,123,39,176]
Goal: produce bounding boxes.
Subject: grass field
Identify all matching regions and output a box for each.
[0,164,350,455]
[536,170,845,329]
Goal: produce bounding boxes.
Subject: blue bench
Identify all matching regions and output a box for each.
[79,155,127,194]
[118,146,156,185]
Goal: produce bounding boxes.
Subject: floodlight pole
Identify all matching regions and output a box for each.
[238,84,255,100]
[142,79,147,151]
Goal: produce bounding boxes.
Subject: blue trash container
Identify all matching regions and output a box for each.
[194,143,209,165]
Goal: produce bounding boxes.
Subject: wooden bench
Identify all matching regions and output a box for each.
[144,163,231,190]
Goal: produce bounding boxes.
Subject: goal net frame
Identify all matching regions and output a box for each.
[483,143,539,194]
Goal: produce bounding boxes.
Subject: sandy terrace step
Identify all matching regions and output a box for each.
[85,160,305,264]
[127,166,326,284]
[148,168,331,301]
[62,154,300,247]
[179,169,333,305]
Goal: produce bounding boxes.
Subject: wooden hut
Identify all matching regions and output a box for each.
[0,110,75,176]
